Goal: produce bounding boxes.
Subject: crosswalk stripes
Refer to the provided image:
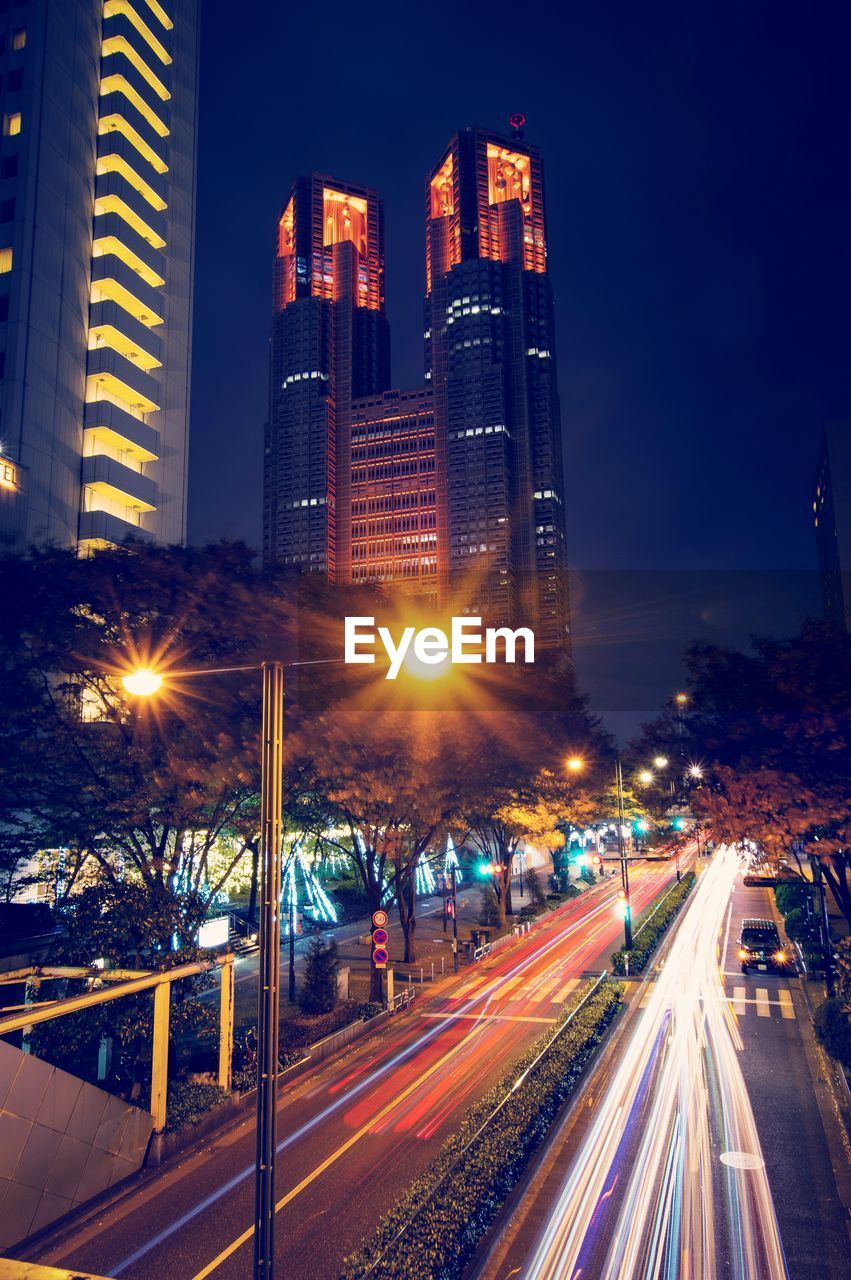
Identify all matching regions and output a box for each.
[777,988,795,1020]
[755,987,770,1017]
[551,977,580,1005]
[732,985,747,1016]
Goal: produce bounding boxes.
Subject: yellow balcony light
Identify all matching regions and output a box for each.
[84,478,156,513]
[84,424,158,463]
[101,73,169,136]
[86,371,159,416]
[92,233,165,288]
[90,277,164,327]
[0,247,12,273]
[88,323,162,371]
[85,382,146,421]
[98,112,168,175]
[78,536,116,552]
[140,0,174,31]
[103,0,172,65]
[96,152,167,212]
[101,35,170,100]
[94,193,166,248]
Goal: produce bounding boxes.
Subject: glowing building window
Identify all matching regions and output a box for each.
[487,145,531,215]
[0,248,12,273]
[278,198,294,258]
[4,113,22,137]
[322,188,367,256]
[12,29,26,51]
[430,153,454,218]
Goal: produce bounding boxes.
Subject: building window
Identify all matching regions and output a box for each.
[7,68,22,91]
[0,295,8,322]
[2,156,17,178]
[0,200,14,223]
[12,29,25,50]
[4,113,22,137]
[0,248,12,273]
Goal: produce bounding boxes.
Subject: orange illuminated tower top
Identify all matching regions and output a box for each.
[274,174,385,313]
[425,127,547,292]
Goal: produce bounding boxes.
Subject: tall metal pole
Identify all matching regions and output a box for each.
[288,882,296,1005]
[615,758,633,950]
[255,661,284,1280]
[451,865,459,973]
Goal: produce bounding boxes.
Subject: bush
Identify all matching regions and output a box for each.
[525,867,547,908]
[358,1001,384,1021]
[611,872,695,975]
[775,882,810,917]
[814,998,851,1070]
[162,1081,229,1133]
[299,936,339,1014]
[783,906,820,947]
[341,979,623,1280]
[479,882,502,926]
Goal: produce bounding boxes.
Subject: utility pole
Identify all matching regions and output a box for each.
[615,758,633,950]
[255,660,284,1280]
[451,864,459,972]
[811,855,834,996]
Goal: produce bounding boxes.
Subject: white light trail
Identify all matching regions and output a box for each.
[526,846,789,1280]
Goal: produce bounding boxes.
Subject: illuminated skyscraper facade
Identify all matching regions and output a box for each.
[264,174,390,576]
[349,387,442,598]
[0,0,199,550]
[425,127,570,650]
[266,127,570,651]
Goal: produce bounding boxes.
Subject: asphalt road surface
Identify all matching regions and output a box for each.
[28,858,685,1280]
[477,848,850,1280]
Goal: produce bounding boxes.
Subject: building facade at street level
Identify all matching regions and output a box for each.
[0,0,199,551]
[813,420,851,631]
[264,125,571,651]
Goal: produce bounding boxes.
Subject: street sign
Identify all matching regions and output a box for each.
[372,946,389,969]
[372,909,388,928]
[372,927,388,946]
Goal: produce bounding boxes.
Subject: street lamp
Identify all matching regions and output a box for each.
[653,755,668,770]
[614,759,633,950]
[121,659,283,1280]
[638,769,654,786]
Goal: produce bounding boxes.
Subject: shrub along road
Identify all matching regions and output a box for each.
[28,856,688,1280]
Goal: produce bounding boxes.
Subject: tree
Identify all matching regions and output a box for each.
[29,880,215,1099]
[635,624,851,929]
[299,936,340,1014]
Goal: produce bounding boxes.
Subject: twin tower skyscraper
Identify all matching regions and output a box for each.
[263,126,571,653]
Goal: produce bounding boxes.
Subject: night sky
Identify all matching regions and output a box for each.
[187,0,849,732]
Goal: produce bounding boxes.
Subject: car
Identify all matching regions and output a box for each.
[737,918,791,974]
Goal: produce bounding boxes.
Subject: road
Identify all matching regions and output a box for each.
[478,846,850,1280]
[30,858,684,1280]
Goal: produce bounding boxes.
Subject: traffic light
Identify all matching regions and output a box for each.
[478,861,497,878]
[616,890,630,919]
[672,817,686,831]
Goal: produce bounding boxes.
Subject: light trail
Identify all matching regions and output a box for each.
[525,846,789,1280]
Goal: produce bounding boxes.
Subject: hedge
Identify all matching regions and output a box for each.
[610,871,695,975]
[340,977,623,1280]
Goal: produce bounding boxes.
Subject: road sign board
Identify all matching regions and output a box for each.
[372,927,388,946]
[372,946,388,968]
[372,910,388,928]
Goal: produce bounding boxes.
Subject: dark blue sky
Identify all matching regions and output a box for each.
[187,0,848,726]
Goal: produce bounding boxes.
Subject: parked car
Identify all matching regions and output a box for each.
[737,918,791,974]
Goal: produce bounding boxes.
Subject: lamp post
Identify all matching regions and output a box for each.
[614,758,633,951]
[121,659,284,1280]
[451,864,459,972]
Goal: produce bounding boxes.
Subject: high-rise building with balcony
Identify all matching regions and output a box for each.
[264,174,390,577]
[0,0,199,550]
[425,126,570,650]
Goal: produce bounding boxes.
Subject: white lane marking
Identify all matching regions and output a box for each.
[777,989,795,1020]
[732,986,747,1016]
[755,987,770,1017]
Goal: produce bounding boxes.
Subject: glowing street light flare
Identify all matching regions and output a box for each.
[121,667,163,697]
[653,755,668,769]
[675,691,689,705]
[566,756,585,773]
[638,769,654,785]
[688,764,704,779]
